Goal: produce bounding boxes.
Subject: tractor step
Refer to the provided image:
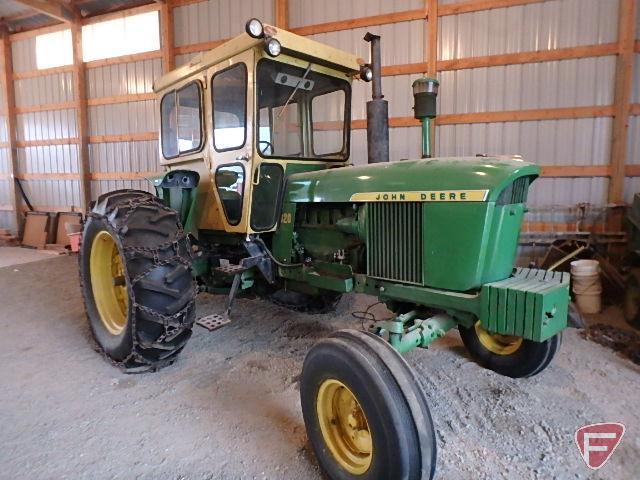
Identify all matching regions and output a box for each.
[196,314,231,332]
[214,263,248,276]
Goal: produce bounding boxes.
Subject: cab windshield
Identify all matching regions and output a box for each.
[256,58,350,160]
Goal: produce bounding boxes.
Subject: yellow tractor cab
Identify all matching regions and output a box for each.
[153,19,365,235]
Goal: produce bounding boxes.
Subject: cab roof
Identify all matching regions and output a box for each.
[153,23,364,93]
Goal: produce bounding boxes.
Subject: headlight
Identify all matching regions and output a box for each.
[245,18,264,38]
[264,38,282,57]
[360,65,373,82]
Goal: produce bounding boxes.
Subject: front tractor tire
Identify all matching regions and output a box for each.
[458,321,562,378]
[80,190,196,372]
[301,330,436,480]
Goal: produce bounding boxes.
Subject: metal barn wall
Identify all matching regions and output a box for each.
[290,0,628,225]
[0,83,11,230]
[11,35,81,212]
[86,56,162,198]
[173,0,275,67]
[290,0,425,164]
[437,0,619,226]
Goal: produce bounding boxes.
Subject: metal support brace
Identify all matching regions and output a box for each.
[374,312,456,354]
[224,273,242,318]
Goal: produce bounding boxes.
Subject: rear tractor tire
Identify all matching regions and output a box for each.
[458,321,562,378]
[79,190,196,372]
[301,329,436,480]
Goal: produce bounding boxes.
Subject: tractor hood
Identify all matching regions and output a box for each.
[285,156,539,203]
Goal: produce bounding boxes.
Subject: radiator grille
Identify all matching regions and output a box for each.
[497,176,530,205]
[367,202,423,285]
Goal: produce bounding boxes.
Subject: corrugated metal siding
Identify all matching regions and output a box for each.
[11,36,78,210]
[86,59,161,98]
[88,101,156,136]
[435,0,619,211]
[290,0,423,27]
[0,81,10,229]
[439,0,619,60]
[438,57,616,114]
[173,0,275,47]
[87,57,161,199]
[14,73,74,106]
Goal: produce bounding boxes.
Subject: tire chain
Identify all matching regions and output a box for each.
[87,195,196,373]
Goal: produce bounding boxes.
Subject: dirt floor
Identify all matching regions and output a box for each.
[1,254,638,480]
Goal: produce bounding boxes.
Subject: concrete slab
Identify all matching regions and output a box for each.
[0,246,63,268]
[0,256,638,479]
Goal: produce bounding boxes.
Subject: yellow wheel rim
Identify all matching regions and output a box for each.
[475,321,523,356]
[316,379,372,475]
[90,230,129,335]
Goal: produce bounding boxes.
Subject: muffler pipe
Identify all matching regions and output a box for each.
[364,32,389,164]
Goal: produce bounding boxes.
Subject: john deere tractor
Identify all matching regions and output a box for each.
[79,19,570,480]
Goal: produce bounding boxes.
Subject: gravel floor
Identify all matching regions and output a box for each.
[1,255,638,479]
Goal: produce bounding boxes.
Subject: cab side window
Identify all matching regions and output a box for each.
[212,63,247,151]
[161,81,203,159]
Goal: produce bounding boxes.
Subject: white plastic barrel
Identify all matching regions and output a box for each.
[570,259,602,314]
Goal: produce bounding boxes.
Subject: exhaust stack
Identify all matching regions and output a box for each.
[364,33,389,164]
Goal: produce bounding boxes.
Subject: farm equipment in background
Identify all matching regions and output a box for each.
[79,19,570,480]
[624,193,640,328]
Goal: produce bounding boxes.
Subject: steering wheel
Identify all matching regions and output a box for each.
[258,140,273,155]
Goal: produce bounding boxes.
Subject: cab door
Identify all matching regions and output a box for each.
[207,50,254,232]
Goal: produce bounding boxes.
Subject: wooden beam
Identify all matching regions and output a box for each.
[87,92,156,106]
[438,43,619,71]
[90,172,157,180]
[275,0,289,29]
[13,0,75,24]
[540,165,612,178]
[9,23,67,42]
[381,43,619,77]
[625,165,640,176]
[15,173,81,180]
[16,138,80,147]
[439,0,547,16]
[174,39,227,55]
[159,1,175,73]
[81,3,161,26]
[71,22,91,212]
[15,101,76,114]
[0,29,22,234]
[631,103,640,116]
[290,9,426,37]
[88,132,157,143]
[349,106,615,130]
[608,0,637,204]
[84,50,162,69]
[436,105,614,125]
[12,65,74,80]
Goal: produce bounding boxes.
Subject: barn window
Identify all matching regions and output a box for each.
[35,30,73,69]
[82,11,160,62]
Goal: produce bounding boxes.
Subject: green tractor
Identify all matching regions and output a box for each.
[79,19,570,480]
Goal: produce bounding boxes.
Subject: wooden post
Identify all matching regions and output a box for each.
[71,21,91,212]
[0,29,22,234]
[608,0,638,204]
[160,1,175,73]
[275,0,289,29]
